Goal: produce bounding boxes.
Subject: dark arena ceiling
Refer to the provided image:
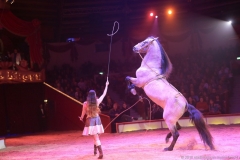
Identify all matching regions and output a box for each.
[5,0,240,42]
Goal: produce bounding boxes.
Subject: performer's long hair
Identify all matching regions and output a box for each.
[86,90,100,117]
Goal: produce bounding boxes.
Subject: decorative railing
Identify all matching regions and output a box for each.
[0,62,45,83]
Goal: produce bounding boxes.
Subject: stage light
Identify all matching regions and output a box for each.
[155,16,158,18]
[168,10,172,15]
[150,13,154,16]
[6,0,14,4]
[237,57,240,60]
[228,20,232,24]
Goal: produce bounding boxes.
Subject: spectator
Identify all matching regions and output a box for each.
[74,87,81,100]
[78,78,86,92]
[208,99,221,114]
[196,97,209,114]
[187,96,196,106]
[209,88,217,101]
[190,90,199,103]
[55,81,63,92]
[120,102,138,122]
[137,98,146,120]
[105,95,113,110]
[109,103,121,132]
[38,104,47,131]
[151,104,163,120]
[8,49,21,67]
[215,95,224,113]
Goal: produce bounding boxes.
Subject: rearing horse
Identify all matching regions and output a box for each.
[126,36,214,151]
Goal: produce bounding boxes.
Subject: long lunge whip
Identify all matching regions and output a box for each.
[106,21,119,78]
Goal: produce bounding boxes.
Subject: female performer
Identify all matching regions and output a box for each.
[80,79,109,159]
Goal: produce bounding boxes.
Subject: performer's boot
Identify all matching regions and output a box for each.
[94,145,97,155]
[97,145,103,159]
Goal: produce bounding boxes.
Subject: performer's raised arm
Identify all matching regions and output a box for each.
[97,79,109,105]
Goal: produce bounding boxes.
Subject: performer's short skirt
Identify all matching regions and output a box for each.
[82,116,104,135]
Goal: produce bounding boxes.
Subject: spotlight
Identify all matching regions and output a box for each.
[6,0,14,4]
[150,13,154,16]
[155,15,158,18]
[228,20,232,24]
[168,10,172,15]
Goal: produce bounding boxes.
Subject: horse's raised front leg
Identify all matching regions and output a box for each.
[125,76,142,88]
[164,121,180,151]
[126,76,142,95]
[165,122,181,143]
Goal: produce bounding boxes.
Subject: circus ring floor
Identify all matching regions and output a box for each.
[0,124,240,160]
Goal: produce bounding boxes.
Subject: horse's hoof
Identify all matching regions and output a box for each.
[125,76,131,81]
[128,84,135,90]
[130,88,137,95]
[163,147,173,151]
[210,145,215,150]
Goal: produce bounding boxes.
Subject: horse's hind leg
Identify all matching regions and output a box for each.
[164,122,179,151]
[165,122,181,143]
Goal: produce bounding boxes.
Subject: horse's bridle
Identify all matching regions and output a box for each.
[138,37,158,52]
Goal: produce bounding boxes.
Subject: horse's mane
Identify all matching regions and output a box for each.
[150,36,173,78]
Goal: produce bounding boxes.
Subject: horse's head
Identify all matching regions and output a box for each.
[132,36,173,78]
[133,37,158,54]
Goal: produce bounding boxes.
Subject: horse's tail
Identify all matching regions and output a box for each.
[187,104,215,150]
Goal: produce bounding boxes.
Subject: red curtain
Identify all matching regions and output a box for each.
[0,10,43,66]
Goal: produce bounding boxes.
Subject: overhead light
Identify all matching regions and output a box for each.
[6,0,14,4]
[66,37,80,42]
